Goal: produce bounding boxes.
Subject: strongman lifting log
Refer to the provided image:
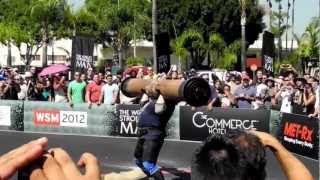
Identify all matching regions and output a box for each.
[121,78,211,180]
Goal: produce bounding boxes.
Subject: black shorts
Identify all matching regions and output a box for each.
[134,129,165,163]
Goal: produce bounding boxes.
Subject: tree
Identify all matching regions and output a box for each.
[291,0,295,52]
[171,30,240,69]
[158,0,265,68]
[0,0,43,68]
[297,18,320,59]
[30,0,73,67]
[82,0,151,69]
[209,33,241,69]
[126,56,145,66]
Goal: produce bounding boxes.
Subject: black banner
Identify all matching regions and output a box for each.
[277,113,319,160]
[115,104,141,137]
[262,31,275,74]
[179,107,270,141]
[71,36,95,73]
[155,32,171,73]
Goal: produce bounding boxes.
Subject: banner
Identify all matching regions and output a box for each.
[277,113,319,160]
[262,31,275,74]
[179,107,270,141]
[114,104,181,139]
[24,101,117,136]
[0,100,24,131]
[155,32,171,73]
[0,106,11,126]
[115,104,141,137]
[71,36,95,73]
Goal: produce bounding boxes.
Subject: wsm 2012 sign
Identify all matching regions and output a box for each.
[179,107,270,141]
[116,104,141,137]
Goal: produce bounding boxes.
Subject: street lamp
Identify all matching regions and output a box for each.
[239,0,247,72]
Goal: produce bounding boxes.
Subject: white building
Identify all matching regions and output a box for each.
[0,38,299,68]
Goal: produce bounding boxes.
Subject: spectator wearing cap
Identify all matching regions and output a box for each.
[234,75,256,109]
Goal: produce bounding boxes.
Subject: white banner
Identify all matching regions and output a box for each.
[0,106,11,126]
[60,111,88,127]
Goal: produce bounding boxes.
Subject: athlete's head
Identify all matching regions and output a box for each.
[191,130,266,180]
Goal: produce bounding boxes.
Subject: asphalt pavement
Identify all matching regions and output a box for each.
[0,130,317,180]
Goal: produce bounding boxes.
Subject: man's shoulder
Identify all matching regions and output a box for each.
[69,80,75,86]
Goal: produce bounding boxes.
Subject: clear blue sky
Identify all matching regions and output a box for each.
[71,0,319,36]
[259,0,319,37]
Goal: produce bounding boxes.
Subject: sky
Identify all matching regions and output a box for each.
[71,0,319,37]
[259,0,319,37]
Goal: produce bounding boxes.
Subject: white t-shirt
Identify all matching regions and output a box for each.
[315,86,320,109]
[18,84,28,100]
[280,89,293,113]
[256,83,268,98]
[102,83,119,105]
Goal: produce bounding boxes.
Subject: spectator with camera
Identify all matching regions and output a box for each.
[275,77,295,113]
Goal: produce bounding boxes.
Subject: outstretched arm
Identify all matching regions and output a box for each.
[252,131,313,180]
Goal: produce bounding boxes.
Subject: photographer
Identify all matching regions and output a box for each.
[2,75,20,100]
[302,83,316,115]
[291,78,306,114]
[275,77,294,113]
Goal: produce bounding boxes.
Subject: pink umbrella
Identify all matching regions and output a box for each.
[39,64,69,76]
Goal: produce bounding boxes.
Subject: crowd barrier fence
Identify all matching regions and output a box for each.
[0,100,318,160]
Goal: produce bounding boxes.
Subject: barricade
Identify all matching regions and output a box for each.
[23,101,117,136]
[0,100,318,160]
[0,100,24,131]
[114,104,180,139]
[276,113,319,160]
[179,106,270,141]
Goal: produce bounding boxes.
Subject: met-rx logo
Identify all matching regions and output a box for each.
[284,122,313,142]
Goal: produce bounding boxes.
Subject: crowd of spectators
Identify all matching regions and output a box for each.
[0,65,319,117]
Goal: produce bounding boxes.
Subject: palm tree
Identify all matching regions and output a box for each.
[266,0,273,30]
[285,0,291,54]
[275,0,283,61]
[30,0,69,67]
[239,0,248,71]
[291,0,295,52]
[296,17,320,71]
